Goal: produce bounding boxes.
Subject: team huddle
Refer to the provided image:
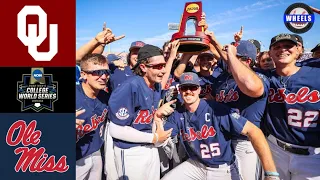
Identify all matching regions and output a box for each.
[75,14,320,180]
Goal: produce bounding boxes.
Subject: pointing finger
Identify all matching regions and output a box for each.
[114,35,125,41]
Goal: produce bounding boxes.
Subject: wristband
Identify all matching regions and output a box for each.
[264,171,279,176]
[154,133,159,143]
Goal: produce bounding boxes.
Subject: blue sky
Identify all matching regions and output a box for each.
[76,0,320,53]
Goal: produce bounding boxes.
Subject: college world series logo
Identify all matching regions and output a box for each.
[17,68,58,112]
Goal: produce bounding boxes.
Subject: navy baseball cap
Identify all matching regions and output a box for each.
[132,44,163,70]
[311,43,320,52]
[292,34,303,46]
[106,54,121,62]
[179,72,200,86]
[236,40,257,60]
[129,41,145,51]
[198,50,214,58]
[269,33,298,49]
[248,39,261,52]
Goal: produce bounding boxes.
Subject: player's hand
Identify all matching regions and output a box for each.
[234,26,243,42]
[95,22,125,45]
[76,109,85,128]
[154,121,173,143]
[168,40,180,60]
[225,44,237,56]
[155,99,177,118]
[205,30,218,44]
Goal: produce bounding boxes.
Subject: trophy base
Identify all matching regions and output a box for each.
[171,33,211,53]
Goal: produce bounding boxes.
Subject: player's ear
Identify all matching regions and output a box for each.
[80,71,87,81]
[140,63,148,73]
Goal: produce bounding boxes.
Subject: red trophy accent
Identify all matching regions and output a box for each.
[171,1,210,53]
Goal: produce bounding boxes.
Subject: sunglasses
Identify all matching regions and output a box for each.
[145,63,166,70]
[179,85,199,91]
[83,69,111,76]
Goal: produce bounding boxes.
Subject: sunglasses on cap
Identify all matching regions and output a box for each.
[145,63,166,70]
[82,69,111,76]
[179,85,199,91]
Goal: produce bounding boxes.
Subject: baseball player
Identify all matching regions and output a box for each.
[206,28,270,179]
[76,53,111,180]
[213,40,269,180]
[264,33,320,180]
[156,72,279,180]
[108,44,174,180]
[108,41,145,92]
[296,43,320,68]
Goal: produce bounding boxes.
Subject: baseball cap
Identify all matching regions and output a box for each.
[236,40,257,60]
[269,33,298,48]
[198,50,214,58]
[179,72,200,86]
[131,44,163,70]
[106,54,121,62]
[311,43,320,52]
[248,39,261,52]
[129,41,145,51]
[292,34,304,47]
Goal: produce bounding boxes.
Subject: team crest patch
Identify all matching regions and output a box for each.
[231,112,240,119]
[116,107,129,120]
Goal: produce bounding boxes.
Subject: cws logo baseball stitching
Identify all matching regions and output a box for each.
[17,68,58,112]
[17,6,58,61]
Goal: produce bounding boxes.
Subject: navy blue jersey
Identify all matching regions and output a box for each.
[108,76,162,149]
[76,84,109,161]
[212,66,224,78]
[197,72,216,98]
[164,99,247,167]
[264,66,320,146]
[109,66,134,92]
[212,71,270,139]
[296,58,320,68]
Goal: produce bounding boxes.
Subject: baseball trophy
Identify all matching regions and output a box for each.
[171,1,210,53]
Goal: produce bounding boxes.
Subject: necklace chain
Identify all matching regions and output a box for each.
[280,75,292,88]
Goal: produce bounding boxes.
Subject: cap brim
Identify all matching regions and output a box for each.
[311,47,320,52]
[270,39,297,48]
[198,53,214,58]
[129,46,142,51]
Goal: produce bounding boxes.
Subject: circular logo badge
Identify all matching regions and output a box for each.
[186,4,199,13]
[32,69,43,81]
[283,3,315,34]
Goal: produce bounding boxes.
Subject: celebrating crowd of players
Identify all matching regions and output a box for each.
[75,12,320,180]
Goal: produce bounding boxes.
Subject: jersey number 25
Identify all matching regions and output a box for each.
[200,143,221,158]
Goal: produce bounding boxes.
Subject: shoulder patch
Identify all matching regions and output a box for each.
[116,107,130,120]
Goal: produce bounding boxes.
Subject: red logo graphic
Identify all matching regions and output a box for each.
[181,125,216,142]
[133,108,155,124]
[184,75,193,81]
[164,78,174,90]
[6,120,69,173]
[215,89,239,103]
[268,87,320,104]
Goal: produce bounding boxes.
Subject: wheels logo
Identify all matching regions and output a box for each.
[283,3,315,34]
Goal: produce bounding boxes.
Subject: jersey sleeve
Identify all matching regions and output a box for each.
[163,113,180,137]
[257,72,270,98]
[217,103,248,136]
[108,82,137,126]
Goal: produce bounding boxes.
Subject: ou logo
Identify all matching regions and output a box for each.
[17,6,58,61]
